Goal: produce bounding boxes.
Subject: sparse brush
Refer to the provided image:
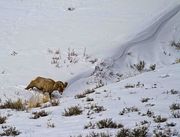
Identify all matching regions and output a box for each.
[171,40,180,50]
[90,104,106,113]
[31,110,49,119]
[116,128,131,137]
[84,89,95,95]
[139,120,149,125]
[146,109,154,117]
[84,122,95,129]
[150,64,156,71]
[170,103,180,110]
[131,126,148,137]
[168,89,179,95]
[75,89,95,99]
[86,132,111,137]
[153,127,178,137]
[85,119,123,129]
[0,116,7,124]
[0,99,25,111]
[94,80,104,89]
[62,106,82,116]
[119,106,139,115]
[116,126,148,137]
[154,115,167,123]
[171,111,180,118]
[86,97,94,102]
[0,126,21,136]
[75,93,86,99]
[134,61,145,72]
[96,118,123,129]
[125,84,135,88]
[47,121,55,128]
[141,98,150,103]
[166,122,176,127]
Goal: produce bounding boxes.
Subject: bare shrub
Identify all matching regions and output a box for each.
[119,106,139,115]
[86,97,94,102]
[131,126,148,137]
[75,89,95,99]
[96,118,123,129]
[139,120,149,126]
[31,110,49,119]
[116,126,148,137]
[153,127,179,137]
[0,116,7,124]
[166,89,179,95]
[125,84,135,89]
[171,111,180,118]
[62,106,82,116]
[0,126,21,136]
[134,61,145,72]
[75,93,86,99]
[67,7,75,11]
[0,99,25,111]
[141,98,150,103]
[166,122,176,127]
[84,89,95,95]
[146,109,154,117]
[171,40,180,50]
[150,64,156,71]
[94,80,105,89]
[84,122,95,129]
[116,128,131,137]
[170,103,180,110]
[47,119,55,128]
[90,104,106,113]
[154,115,167,123]
[86,132,111,137]
[85,119,123,129]
[125,82,144,89]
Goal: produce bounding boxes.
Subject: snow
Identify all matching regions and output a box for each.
[0,0,180,136]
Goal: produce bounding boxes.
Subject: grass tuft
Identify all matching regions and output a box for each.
[0,99,25,111]
[62,106,82,116]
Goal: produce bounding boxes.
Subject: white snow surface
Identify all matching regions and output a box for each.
[0,0,180,136]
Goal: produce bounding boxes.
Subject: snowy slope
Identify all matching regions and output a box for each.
[0,0,180,137]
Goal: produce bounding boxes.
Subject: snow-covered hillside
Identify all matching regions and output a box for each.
[0,0,180,137]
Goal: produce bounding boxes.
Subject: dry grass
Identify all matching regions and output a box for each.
[154,115,167,123]
[119,106,139,115]
[75,89,95,99]
[0,126,21,136]
[141,98,150,103]
[31,110,49,119]
[171,111,180,118]
[0,116,7,124]
[170,103,180,110]
[116,126,148,137]
[62,106,83,116]
[171,41,180,50]
[96,119,123,129]
[133,61,145,72]
[85,119,123,129]
[0,99,25,111]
